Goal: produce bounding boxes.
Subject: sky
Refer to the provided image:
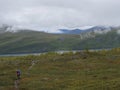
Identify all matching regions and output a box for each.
[0,0,120,32]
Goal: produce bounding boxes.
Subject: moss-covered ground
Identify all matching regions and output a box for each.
[1,49,120,90]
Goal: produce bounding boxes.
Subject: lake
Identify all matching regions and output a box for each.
[0,49,111,57]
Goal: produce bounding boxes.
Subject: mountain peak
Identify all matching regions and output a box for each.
[0,24,119,34]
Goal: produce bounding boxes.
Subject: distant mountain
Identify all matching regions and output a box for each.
[59,29,84,34]
[86,26,111,31]
[0,24,118,35]
[59,26,117,34]
[0,24,120,54]
[0,27,120,54]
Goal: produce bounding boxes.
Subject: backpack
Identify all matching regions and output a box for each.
[17,70,21,75]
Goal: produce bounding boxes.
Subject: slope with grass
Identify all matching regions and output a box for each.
[0,30,120,54]
[1,49,120,90]
[0,30,81,54]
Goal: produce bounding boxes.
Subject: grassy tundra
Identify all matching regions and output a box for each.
[0,49,120,90]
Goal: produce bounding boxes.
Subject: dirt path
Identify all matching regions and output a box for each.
[28,60,36,70]
[14,79,19,90]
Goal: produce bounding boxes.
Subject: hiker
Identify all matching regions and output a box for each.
[16,70,21,79]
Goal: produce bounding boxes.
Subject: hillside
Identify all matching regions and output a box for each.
[1,49,120,90]
[0,30,81,54]
[0,29,120,54]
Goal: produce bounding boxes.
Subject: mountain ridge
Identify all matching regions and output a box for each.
[0,28,120,54]
[0,24,120,54]
[0,24,119,34]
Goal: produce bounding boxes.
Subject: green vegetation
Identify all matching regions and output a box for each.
[1,49,120,90]
[0,30,120,54]
[0,31,81,54]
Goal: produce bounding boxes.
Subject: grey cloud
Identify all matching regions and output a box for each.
[0,0,120,31]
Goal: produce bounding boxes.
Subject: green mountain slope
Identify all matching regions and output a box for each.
[0,30,81,54]
[0,30,120,54]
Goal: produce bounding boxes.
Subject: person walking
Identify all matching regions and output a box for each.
[16,70,21,80]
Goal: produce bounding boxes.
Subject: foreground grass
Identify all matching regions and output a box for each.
[1,49,120,90]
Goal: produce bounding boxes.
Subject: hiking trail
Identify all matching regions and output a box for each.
[14,60,37,89]
[14,79,19,90]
